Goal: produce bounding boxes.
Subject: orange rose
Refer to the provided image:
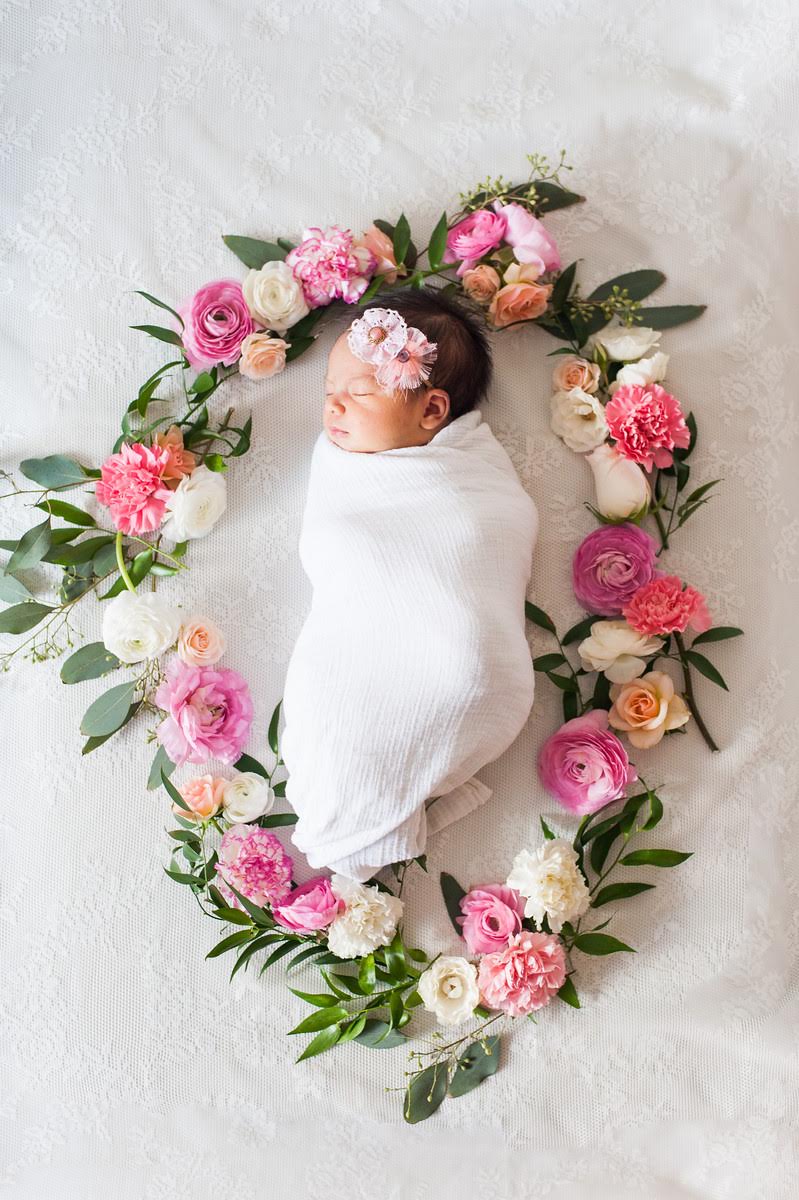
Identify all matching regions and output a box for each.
[462,264,501,305]
[153,424,196,489]
[175,773,226,821]
[177,615,226,667]
[354,224,400,284]
[552,356,601,395]
[488,264,553,328]
[607,671,691,749]
[238,333,289,381]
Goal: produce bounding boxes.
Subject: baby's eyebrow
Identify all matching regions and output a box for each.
[325,375,375,386]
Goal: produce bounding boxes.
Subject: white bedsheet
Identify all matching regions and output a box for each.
[1,1,797,1195]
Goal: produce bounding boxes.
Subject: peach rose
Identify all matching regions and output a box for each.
[607,670,691,749]
[462,264,501,305]
[552,356,601,395]
[238,333,290,381]
[488,265,553,328]
[175,773,226,821]
[152,425,197,489]
[177,615,226,667]
[354,224,400,284]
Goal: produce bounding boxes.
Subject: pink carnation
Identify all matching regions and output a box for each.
[272,877,343,933]
[604,382,690,471]
[456,885,525,955]
[538,709,637,815]
[477,930,566,1016]
[95,441,172,535]
[443,208,507,277]
[154,657,254,767]
[285,225,376,308]
[491,200,561,275]
[622,574,713,637]
[177,279,256,369]
[215,823,293,909]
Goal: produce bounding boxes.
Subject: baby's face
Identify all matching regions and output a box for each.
[324,333,448,453]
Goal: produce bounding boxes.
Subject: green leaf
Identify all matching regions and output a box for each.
[147,744,175,790]
[690,625,744,647]
[5,518,51,574]
[392,212,411,265]
[133,289,184,329]
[98,548,154,598]
[524,601,557,635]
[206,930,254,959]
[440,871,467,937]
[44,534,114,567]
[642,791,663,830]
[294,1023,342,1063]
[383,931,408,983]
[0,573,32,603]
[160,766,191,813]
[573,933,636,955]
[230,932,282,981]
[682,649,728,691]
[590,826,619,874]
[338,1013,368,1044]
[211,906,255,927]
[403,1063,449,1124]
[260,940,297,971]
[188,371,214,395]
[358,953,376,994]
[79,681,137,736]
[632,305,707,330]
[591,881,656,907]
[588,270,666,303]
[557,976,581,1008]
[164,867,201,886]
[329,972,366,996]
[531,181,585,213]
[448,1035,501,1098]
[60,641,120,684]
[130,324,184,347]
[354,1019,408,1049]
[224,883,273,927]
[0,601,54,634]
[167,829,201,846]
[35,499,96,526]
[547,671,579,693]
[533,652,567,672]
[287,1006,348,1036]
[540,815,556,840]
[285,944,331,972]
[267,698,282,756]
[222,235,286,269]
[288,988,341,1008]
[427,211,449,270]
[260,812,297,828]
[20,455,93,489]
[562,615,598,645]
[620,848,693,868]
[80,702,141,754]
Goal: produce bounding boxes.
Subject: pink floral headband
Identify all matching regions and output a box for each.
[346,307,438,392]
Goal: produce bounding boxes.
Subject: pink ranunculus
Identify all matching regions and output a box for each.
[177,279,257,369]
[491,200,561,276]
[456,884,526,955]
[215,823,293,909]
[622,574,712,637]
[604,382,690,472]
[442,209,508,277]
[572,523,658,616]
[95,441,173,536]
[154,657,254,767]
[477,930,566,1016]
[285,225,376,309]
[538,709,638,815]
[272,877,343,933]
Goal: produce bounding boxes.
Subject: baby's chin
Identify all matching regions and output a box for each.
[325,427,381,453]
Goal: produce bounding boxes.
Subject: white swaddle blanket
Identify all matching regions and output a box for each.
[280,408,539,882]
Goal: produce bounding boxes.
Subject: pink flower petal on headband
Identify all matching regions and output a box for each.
[374,326,438,391]
[347,307,409,366]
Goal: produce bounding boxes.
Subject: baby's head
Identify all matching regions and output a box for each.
[324,286,493,453]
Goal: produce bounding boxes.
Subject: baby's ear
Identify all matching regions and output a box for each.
[421,388,450,428]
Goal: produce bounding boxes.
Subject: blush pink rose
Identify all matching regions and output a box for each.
[154,657,254,766]
[491,200,561,275]
[538,709,638,815]
[604,382,690,471]
[175,773,226,821]
[215,823,293,909]
[285,225,376,308]
[95,441,173,536]
[477,930,566,1016]
[443,209,508,277]
[456,884,525,954]
[272,877,344,932]
[622,575,712,637]
[177,279,257,369]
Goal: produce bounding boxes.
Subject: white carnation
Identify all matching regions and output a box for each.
[550,387,609,453]
[161,465,227,541]
[506,839,590,933]
[326,875,403,959]
[243,261,310,333]
[417,955,480,1026]
[578,619,664,683]
[608,350,670,392]
[590,324,661,362]
[221,772,275,823]
[101,591,181,664]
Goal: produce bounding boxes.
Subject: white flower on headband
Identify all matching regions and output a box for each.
[347,306,438,391]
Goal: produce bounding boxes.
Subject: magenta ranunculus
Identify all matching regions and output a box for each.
[443,209,508,277]
[572,523,658,616]
[215,823,293,909]
[491,199,561,275]
[285,225,376,308]
[95,441,173,536]
[154,656,254,767]
[456,885,525,954]
[272,877,343,933]
[538,709,638,815]
[177,279,257,369]
[477,930,566,1016]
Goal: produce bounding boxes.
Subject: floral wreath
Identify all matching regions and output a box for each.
[0,151,744,1125]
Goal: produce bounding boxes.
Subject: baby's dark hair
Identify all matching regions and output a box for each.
[341,285,493,419]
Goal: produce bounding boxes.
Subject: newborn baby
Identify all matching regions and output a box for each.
[280,288,539,882]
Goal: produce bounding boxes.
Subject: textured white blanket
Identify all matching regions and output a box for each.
[280,409,539,881]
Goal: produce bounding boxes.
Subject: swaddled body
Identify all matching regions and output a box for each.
[281,408,538,882]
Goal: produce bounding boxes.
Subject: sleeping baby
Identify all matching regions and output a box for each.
[279,287,539,883]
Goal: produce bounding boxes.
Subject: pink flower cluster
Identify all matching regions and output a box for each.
[154,657,254,766]
[442,200,561,279]
[215,824,294,909]
[605,382,691,472]
[286,225,376,308]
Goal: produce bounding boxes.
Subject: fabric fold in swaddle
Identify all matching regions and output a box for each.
[280,409,539,882]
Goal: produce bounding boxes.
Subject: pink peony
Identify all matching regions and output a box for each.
[604,382,690,472]
[285,225,376,308]
[95,441,173,535]
[477,930,566,1016]
[456,884,526,955]
[622,575,712,637]
[272,877,343,933]
[491,200,561,276]
[154,657,254,767]
[443,209,508,277]
[215,823,293,909]
[177,279,257,369]
[538,709,638,815]
[572,523,658,616]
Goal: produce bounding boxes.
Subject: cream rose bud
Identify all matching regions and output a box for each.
[608,350,670,393]
[590,324,661,362]
[506,839,590,933]
[101,591,181,664]
[221,772,275,823]
[608,670,692,749]
[550,387,609,453]
[417,956,480,1026]
[239,333,289,381]
[462,264,501,305]
[551,356,601,395]
[586,442,651,520]
[242,260,309,333]
[578,619,664,683]
[161,465,227,541]
[177,615,226,667]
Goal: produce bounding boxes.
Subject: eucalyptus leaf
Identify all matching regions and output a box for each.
[354,1019,408,1049]
[60,641,120,684]
[80,681,137,736]
[448,1035,501,1098]
[0,601,54,634]
[5,518,51,575]
[147,744,175,791]
[403,1063,448,1124]
[632,305,707,329]
[222,235,287,269]
[588,269,666,303]
[20,455,92,489]
[0,573,32,603]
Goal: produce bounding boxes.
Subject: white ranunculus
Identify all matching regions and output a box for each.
[101,591,181,664]
[608,351,670,393]
[578,619,664,683]
[326,875,404,959]
[417,956,480,1026]
[160,465,227,541]
[221,772,275,823]
[550,387,609,453]
[242,261,310,333]
[506,839,590,934]
[586,442,651,521]
[591,324,661,362]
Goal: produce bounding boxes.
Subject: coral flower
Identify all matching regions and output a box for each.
[605,382,690,471]
[153,424,197,489]
[622,575,712,637]
[95,441,173,535]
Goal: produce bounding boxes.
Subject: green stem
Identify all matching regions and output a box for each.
[673,631,720,752]
[115,530,137,595]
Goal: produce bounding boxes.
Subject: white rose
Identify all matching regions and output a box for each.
[550,387,609,453]
[221,772,275,823]
[161,465,227,541]
[506,839,590,934]
[326,875,404,959]
[101,591,181,664]
[242,260,310,333]
[578,619,664,684]
[608,351,670,393]
[590,325,661,362]
[586,442,651,520]
[417,956,480,1026]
